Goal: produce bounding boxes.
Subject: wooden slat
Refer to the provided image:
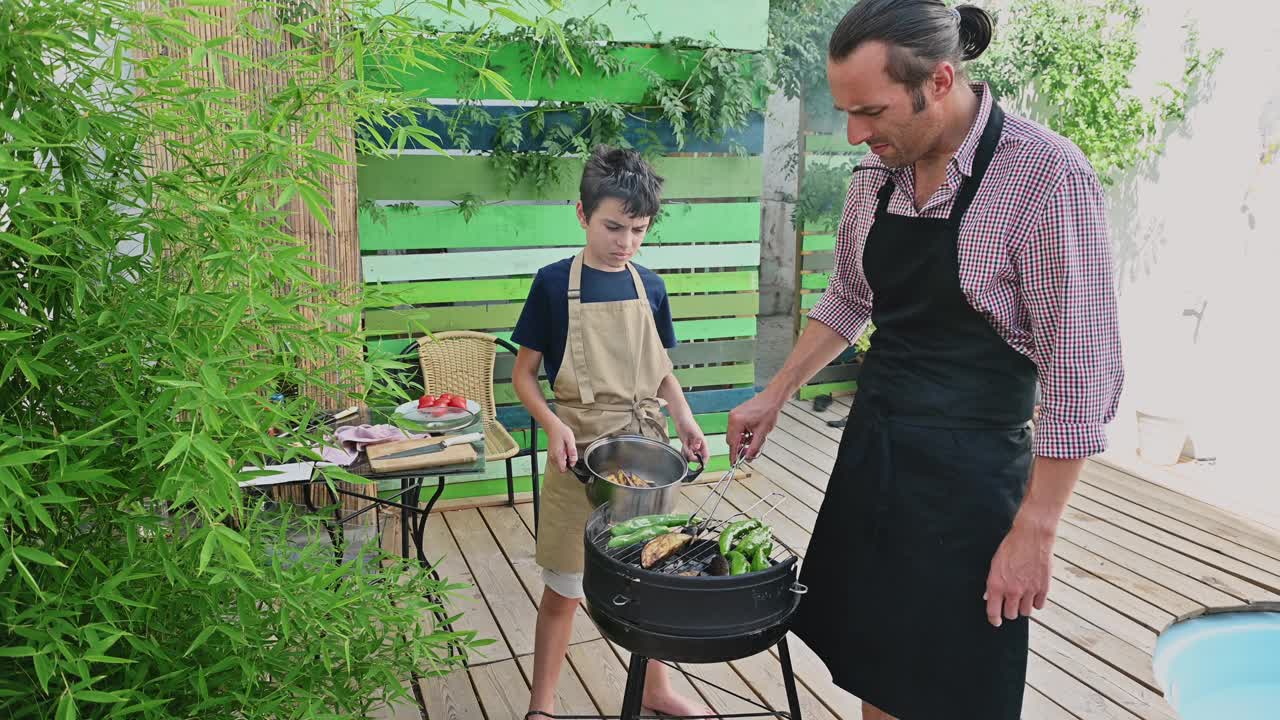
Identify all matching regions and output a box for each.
[566,640,636,718]
[363,242,761,283]
[1085,461,1280,559]
[421,669,485,720]
[1033,602,1161,691]
[370,679,425,720]
[603,640,723,715]
[1052,537,1203,618]
[364,270,760,308]
[470,660,531,719]
[730,649,840,720]
[773,634,865,720]
[358,154,764,202]
[802,272,831,289]
[1023,686,1078,720]
[1042,582,1157,654]
[359,202,763,251]
[516,654,602,718]
[743,455,828,514]
[802,234,836,252]
[1069,494,1280,596]
[1055,520,1238,609]
[445,509,540,657]
[363,291,760,336]
[1030,623,1177,720]
[477,504,600,645]
[781,401,845,443]
[423,511,512,663]
[801,252,835,272]
[383,0,771,50]
[1074,476,1280,572]
[1026,652,1143,720]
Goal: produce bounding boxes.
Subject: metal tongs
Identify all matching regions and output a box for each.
[681,438,752,541]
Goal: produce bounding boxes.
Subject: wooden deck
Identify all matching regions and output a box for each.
[383,397,1280,720]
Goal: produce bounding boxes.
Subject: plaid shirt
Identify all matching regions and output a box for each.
[809,83,1124,459]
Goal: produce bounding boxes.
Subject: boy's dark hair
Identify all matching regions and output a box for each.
[579,145,664,221]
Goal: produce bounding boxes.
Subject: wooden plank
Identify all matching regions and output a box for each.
[1060,505,1269,603]
[567,640,633,718]
[758,432,832,494]
[423,512,512,663]
[1030,623,1177,720]
[802,272,831,290]
[370,678,424,720]
[766,423,836,476]
[359,201,763,252]
[604,641,719,715]
[488,363,754,405]
[1052,537,1203,618]
[364,270,760,308]
[730,649,840,720]
[421,669,485,720]
[1085,461,1280,559]
[378,0,771,50]
[1042,582,1157,654]
[516,654,602,718]
[1069,494,1280,596]
[1023,685,1079,720]
[802,234,836,252]
[364,242,761,283]
[375,103,766,155]
[773,407,841,459]
[743,455,828,515]
[1026,652,1143,720]
[470,659,531,719]
[1033,602,1161,691]
[358,154,764,202]
[493,341,756,383]
[477,505,600,646]
[1074,476,1280,572]
[1054,520,1239,609]
[1053,558,1174,634]
[772,634,865,720]
[445,509,539,657]
[802,252,835,272]
[781,401,845,444]
[363,291,760,336]
[371,44,764,106]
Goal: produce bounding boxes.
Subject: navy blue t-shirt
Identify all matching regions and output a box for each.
[511,258,677,387]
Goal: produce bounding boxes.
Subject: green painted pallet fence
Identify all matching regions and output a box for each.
[374,0,770,51]
[795,127,868,401]
[358,1,770,497]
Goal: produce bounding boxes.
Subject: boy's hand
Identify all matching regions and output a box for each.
[675,418,707,464]
[548,420,578,473]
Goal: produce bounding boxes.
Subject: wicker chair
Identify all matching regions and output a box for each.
[413,331,540,534]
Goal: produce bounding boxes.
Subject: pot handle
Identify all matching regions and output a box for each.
[571,459,593,484]
[682,454,705,484]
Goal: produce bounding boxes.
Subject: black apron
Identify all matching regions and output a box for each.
[791,102,1037,720]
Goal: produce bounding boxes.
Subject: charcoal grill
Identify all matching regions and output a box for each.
[575,456,808,720]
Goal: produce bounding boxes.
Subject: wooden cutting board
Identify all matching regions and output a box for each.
[366,435,478,474]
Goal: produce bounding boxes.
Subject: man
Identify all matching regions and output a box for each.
[727,2,1123,718]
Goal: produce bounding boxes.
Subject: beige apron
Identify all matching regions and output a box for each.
[534,251,675,574]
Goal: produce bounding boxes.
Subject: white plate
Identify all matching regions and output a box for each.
[394,398,481,431]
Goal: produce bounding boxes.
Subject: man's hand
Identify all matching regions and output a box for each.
[727,391,783,461]
[547,420,578,473]
[983,515,1055,627]
[675,417,707,463]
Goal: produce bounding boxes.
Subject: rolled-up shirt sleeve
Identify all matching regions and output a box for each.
[807,178,874,343]
[1017,169,1124,458]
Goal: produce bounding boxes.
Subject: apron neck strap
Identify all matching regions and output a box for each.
[949,100,1005,224]
[566,252,595,404]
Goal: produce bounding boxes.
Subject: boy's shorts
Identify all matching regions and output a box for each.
[542,567,584,599]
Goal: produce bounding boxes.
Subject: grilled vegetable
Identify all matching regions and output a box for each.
[610,513,698,537]
[708,554,730,576]
[640,532,693,569]
[607,525,672,549]
[750,545,770,572]
[734,526,773,557]
[606,470,652,488]
[718,519,760,556]
[725,550,748,576]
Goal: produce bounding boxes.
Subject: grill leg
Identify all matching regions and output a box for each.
[777,636,802,720]
[620,653,648,720]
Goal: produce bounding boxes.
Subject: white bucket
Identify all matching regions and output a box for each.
[1136,410,1188,465]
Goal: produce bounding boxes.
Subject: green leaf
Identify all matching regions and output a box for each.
[158,434,191,468]
[14,546,65,567]
[219,294,249,342]
[57,690,76,720]
[0,646,39,657]
[183,626,218,657]
[198,531,217,574]
[0,449,57,468]
[75,690,127,704]
[0,231,53,256]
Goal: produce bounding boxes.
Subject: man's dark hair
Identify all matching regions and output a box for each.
[579,145,664,220]
[829,1,995,112]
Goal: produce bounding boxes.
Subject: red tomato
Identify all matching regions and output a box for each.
[417,394,436,409]
[447,396,467,409]
[432,394,452,407]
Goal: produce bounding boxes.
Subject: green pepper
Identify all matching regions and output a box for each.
[726,550,748,576]
[734,526,772,557]
[610,513,696,537]
[607,525,672,548]
[750,545,769,572]
[718,519,760,556]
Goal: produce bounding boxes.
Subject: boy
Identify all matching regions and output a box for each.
[511,146,711,718]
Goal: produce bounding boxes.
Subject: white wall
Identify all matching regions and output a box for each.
[1102,1,1280,481]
